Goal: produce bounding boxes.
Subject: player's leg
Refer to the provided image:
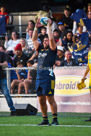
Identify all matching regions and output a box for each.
[90,89,91,97]
[85,81,91,121]
[38,95,49,125]
[46,95,57,114]
[89,78,91,97]
[47,95,59,125]
[38,95,47,116]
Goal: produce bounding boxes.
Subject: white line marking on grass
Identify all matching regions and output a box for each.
[0,124,91,127]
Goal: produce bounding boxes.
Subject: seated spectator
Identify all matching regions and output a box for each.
[87,11,91,19]
[26,29,41,56]
[68,35,76,53]
[53,29,62,46]
[60,51,78,66]
[87,3,91,13]
[61,6,73,30]
[18,60,37,94]
[58,21,68,40]
[75,24,89,50]
[26,20,35,39]
[55,46,65,67]
[62,31,73,51]
[4,31,20,57]
[0,6,9,24]
[76,24,83,35]
[13,43,28,67]
[19,38,30,58]
[51,18,58,33]
[11,61,27,94]
[26,29,34,52]
[38,26,48,42]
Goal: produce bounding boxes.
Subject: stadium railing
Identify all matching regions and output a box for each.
[0,12,37,39]
[0,66,37,97]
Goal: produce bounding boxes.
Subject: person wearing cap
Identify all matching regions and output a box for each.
[55,46,65,66]
[13,43,28,67]
[58,21,68,41]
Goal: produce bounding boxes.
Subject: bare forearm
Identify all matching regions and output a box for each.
[83,66,89,78]
[32,27,38,41]
[47,20,56,50]
[16,72,21,80]
[47,23,53,40]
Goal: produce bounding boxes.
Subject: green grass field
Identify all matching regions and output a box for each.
[0,112,91,136]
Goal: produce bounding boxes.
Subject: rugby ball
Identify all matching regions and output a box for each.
[40,17,48,26]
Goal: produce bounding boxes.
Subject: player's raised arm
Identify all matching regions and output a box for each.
[32,19,42,50]
[47,18,56,51]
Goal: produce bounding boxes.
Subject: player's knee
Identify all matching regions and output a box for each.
[47,96,55,105]
[48,99,54,105]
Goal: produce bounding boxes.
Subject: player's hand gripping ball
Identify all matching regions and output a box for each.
[40,17,49,26]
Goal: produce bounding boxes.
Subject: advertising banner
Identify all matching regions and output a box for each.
[37,66,91,113]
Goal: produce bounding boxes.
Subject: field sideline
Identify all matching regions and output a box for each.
[0,112,91,136]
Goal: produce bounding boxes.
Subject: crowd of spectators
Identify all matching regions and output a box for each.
[0,3,91,94]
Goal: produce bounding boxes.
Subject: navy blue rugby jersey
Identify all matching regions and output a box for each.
[37,45,57,79]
